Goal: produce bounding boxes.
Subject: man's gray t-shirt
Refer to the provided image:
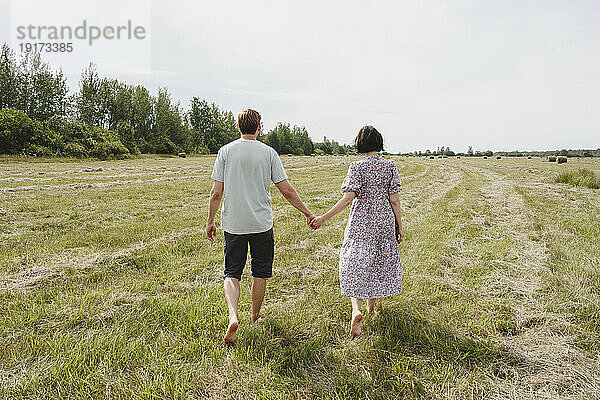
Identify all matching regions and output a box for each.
[211,138,288,234]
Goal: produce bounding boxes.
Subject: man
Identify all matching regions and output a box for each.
[205,108,316,344]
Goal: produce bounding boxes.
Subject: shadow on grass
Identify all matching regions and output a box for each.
[229,304,536,399]
[368,305,536,389]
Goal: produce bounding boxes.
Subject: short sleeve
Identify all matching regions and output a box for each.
[388,161,402,194]
[341,162,361,195]
[271,151,288,183]
[210,148,225,182]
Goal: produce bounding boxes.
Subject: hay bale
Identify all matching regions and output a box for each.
[178,152,186,158]
[557,156,567,164]
[496,156,502,159]
[429,156,435,159]
[527,156,532,159]
[548,156,557,162]
[483,156,488,159]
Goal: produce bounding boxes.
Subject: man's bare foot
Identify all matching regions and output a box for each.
[223,320,238,345]
[350,312,363,338]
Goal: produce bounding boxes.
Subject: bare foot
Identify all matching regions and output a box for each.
[223,320,238,345]
[251,314,263,323]
[367,309,379,317]
[350,312,363,338]
[367,299,377,314]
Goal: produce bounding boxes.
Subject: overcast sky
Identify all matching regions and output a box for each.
[1,0,599,153]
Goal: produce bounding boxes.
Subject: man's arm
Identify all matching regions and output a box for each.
[206,181,224,242]
[274,179,315,227]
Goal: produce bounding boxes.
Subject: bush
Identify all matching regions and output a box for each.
[0,108,57,154]
[22,143,55,157]
[63,142,88,158]
[555,169,600,189]
[548,156,557,162]
[91,141,130,160]
[0,108,129,159]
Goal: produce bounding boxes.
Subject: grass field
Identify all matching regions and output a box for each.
[1,155,599,399]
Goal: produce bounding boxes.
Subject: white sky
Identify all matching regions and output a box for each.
[1,0,599,153]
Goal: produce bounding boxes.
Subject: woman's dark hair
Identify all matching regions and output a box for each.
[354,125,384,153]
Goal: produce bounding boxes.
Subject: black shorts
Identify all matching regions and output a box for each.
[224,228,274,280]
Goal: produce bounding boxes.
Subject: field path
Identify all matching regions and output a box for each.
[473,166,600,399]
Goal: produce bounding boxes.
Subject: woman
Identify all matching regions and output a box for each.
[311,126,404,338]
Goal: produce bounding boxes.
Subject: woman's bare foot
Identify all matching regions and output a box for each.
[251,314,263,323]
[367,299,376,314]
[223,320,239,345]
[350,312,363,338]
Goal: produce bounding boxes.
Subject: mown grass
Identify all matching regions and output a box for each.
[1,156,599,399]
[555,168,600,189]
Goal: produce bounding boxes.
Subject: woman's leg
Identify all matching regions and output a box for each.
[350,298,363,338]
[367,298,376,313]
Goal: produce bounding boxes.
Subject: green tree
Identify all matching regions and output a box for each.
[189,97,212,151]
[292,125,313,155]
[15,51,68,121]
[75,63,104,127]
[132,86,155,153]
[152,87,188,154]
[0,44,19,110]
[116,120,138,154]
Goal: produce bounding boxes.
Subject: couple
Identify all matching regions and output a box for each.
[205,109,404,344]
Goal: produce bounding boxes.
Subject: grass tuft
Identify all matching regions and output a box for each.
[555,168,600,189]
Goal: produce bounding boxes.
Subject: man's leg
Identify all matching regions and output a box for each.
[223,231,248,344]
[223,277,240,344]
[350,297,363,338]
[251,277,267,322]
[249,229,274,322]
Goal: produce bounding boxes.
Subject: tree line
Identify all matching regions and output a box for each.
[0,43,352,158]
[406,145,599,158]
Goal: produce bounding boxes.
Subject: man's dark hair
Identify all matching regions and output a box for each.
[237,109,261,135]
[354,125,384,153]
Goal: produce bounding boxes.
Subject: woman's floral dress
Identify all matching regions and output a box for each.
[339,155,402,299]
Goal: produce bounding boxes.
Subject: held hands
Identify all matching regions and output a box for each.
[310,215,325,229]
[306,212,319,230]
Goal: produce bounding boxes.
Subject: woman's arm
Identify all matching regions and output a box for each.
[389,192,404,242]
[311,191,356,228]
